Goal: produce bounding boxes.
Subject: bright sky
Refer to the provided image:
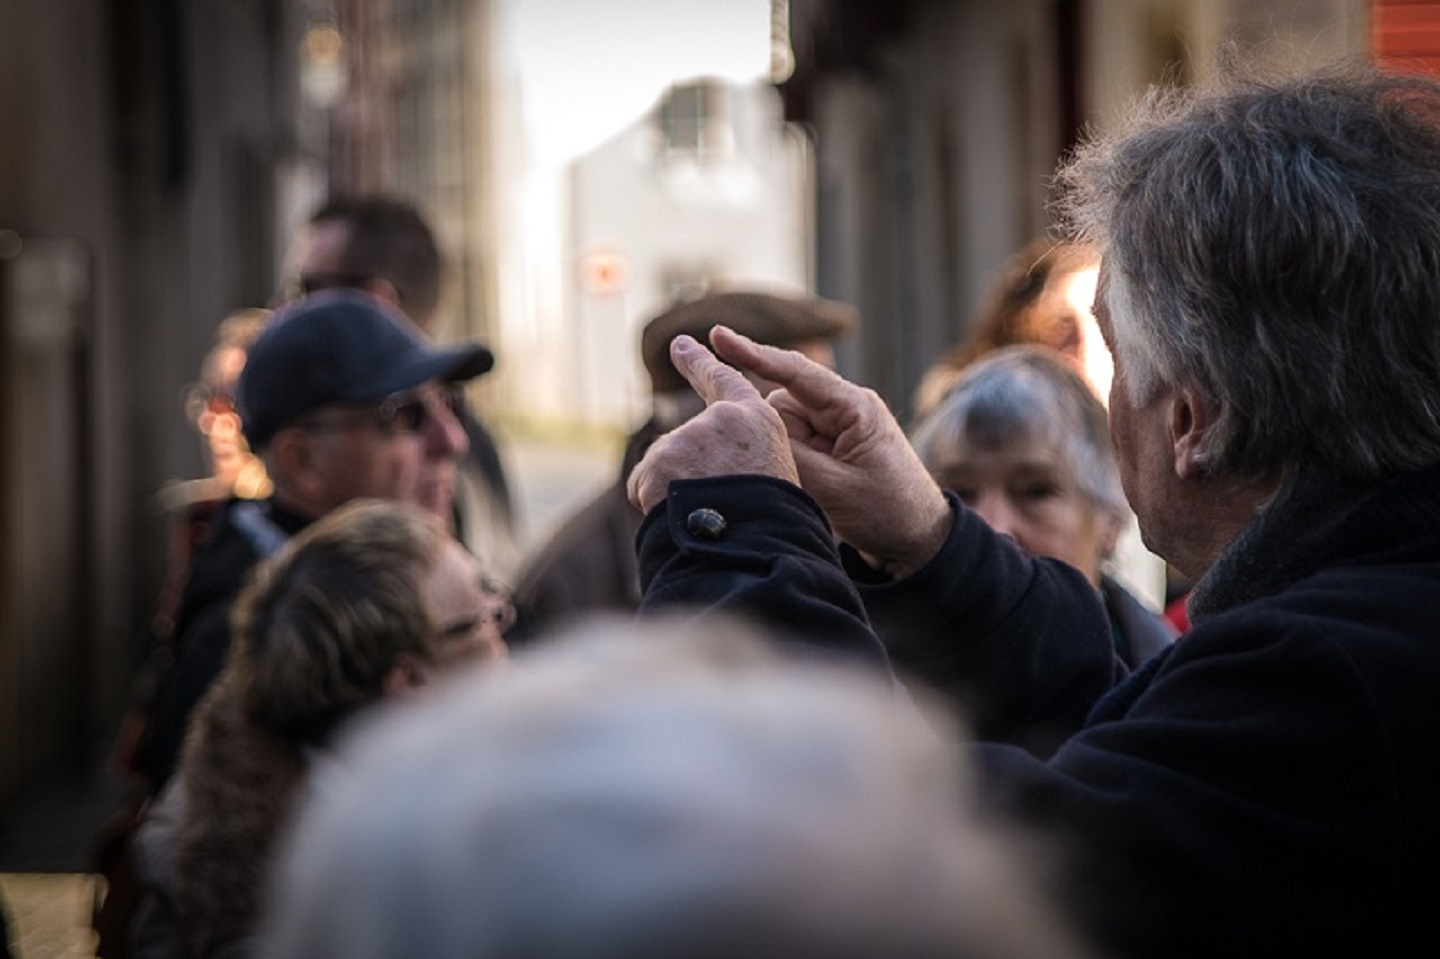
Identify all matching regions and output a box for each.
[505,0,774,168]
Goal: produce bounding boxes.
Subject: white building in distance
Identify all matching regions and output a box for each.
[558,78,813,431]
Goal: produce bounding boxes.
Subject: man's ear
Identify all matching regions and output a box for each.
[1170,389,1215,479]
[269,428,327,502]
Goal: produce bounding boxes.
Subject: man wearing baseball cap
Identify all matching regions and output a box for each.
[137,291,493,791]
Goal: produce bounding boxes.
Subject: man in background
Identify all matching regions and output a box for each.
[288,194,520,578]
[136,292,493,793]
[510,290,856,642]
[626,63,1440,957]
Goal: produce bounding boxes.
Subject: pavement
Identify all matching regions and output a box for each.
[0,431,618,957]
[505,428,619,555]
[1,876,96,959]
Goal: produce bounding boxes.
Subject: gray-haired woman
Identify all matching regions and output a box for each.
[910,346,1174,668]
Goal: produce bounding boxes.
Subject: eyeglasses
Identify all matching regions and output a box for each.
[376,384,466,433]
[438,576,518,638]
[296,271,378,297]
[297,384,465,437]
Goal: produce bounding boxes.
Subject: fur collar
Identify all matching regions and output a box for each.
[174,671,305,958]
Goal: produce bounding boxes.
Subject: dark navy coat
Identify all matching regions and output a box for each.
[637,466,1440,957]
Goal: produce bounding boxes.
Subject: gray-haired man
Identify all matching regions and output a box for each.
[629,63,1440,957]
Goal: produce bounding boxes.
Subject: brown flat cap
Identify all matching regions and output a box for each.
[641,291,859,393]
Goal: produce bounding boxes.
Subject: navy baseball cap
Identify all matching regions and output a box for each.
[237,290,494,449]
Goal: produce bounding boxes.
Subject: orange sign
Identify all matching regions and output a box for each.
[580,250,628,295]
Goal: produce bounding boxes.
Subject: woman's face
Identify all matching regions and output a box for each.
[1025,265,1112,404]
[425,539,512,670]
[930,436,1117,585]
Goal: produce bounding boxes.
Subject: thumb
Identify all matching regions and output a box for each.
[671,334,762,406]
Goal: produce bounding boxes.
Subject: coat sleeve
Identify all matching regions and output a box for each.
[968,604,1407,958]
[140,604,233,793]
[129,782,194,959]
[849,490,1120,753]
[635,476,889,669]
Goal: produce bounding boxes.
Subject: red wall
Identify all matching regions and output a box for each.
[1374,0,1440,75]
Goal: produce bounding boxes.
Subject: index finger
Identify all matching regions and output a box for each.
[670,333,764,406]
[709,325,850,408]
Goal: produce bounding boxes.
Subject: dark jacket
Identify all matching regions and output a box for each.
[510,480,641,642]
[1099,574,1175,667]
[838,489,1119,753]
[636,465,1440,957]
[139,498,306,792]
[132,673,302,959]
[637,477,892,671]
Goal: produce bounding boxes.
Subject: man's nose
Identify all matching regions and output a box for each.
[424,393,470,459]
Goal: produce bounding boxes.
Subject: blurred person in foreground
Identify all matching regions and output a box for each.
[509,290,855,642]
[627,61,1440,956]
[131,499,510,959]
[288,194,520,578]
[259,619,1094,959]
[908,346,1173,676]
[135,291,494,794]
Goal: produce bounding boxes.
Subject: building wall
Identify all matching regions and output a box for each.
[327,0,503,375]
[564,80,812,430]
[0,0,117,799]
[0,0,515,804]
[1083,0,1366,125]
[789,0,1068,416]
[0,0,301,803]
[1373,0,1440,72]
[788,0,1368,418]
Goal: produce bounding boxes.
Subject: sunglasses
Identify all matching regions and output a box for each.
[295,271,378,297]
[298,384,465,436]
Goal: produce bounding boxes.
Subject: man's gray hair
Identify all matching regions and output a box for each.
[1059,61,1440,483]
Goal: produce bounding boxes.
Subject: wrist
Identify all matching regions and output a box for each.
[870,492,953,580]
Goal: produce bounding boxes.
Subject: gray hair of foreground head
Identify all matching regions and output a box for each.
[910,346,1128,526]
[259,617,1094,959]
[1059,60,1440,483]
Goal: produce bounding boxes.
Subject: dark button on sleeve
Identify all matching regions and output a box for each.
[685,507,727,540]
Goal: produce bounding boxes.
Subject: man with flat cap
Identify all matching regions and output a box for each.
[136,290,493,792]
[509,290,856,642]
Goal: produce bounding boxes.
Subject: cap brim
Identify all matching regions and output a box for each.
[439,343,495,381]
[338,342,496,403]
